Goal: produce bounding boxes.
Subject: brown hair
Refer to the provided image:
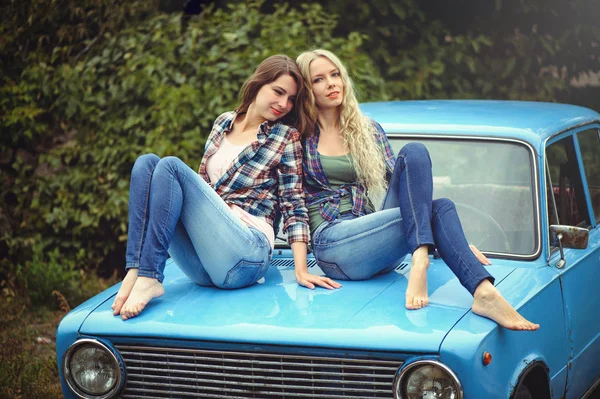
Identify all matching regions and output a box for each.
[237,55,312,135]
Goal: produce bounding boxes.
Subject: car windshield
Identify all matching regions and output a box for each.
[388,136,537,257]
[275,136,537,258]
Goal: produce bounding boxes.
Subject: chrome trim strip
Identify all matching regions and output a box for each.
[120,355,397,371]
[125,364,392,378]
[116,345,400,365]
[121,388,376,399]
[126,379,391,393]
[385,133,542,260]
[393,359,463,399]
[63,338,123,399]
[122,386,378,398]
[126,370,392,385]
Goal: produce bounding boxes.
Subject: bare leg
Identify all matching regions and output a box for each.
[119,277,164,320]
[472,279,539,331]
[405,246,430,309]
[112,268,139,316]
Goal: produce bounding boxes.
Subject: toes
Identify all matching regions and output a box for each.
[405,296,428,310]
[416,297,428,309]
[405,298,417,310]
[112,298,124,315]
[120,303,132,320]
[120,302,145,320]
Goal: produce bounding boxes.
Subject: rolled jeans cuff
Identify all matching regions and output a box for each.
[137,268,165,283]
[407,236,435,256]
[463,274,495,296]
[125,262,139,270]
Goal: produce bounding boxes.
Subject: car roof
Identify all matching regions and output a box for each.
[360,100,600,145]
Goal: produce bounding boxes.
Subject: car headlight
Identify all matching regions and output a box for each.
[63,339,123,399]
[394,360,463,399]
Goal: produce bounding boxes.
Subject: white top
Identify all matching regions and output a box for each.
[205,136,275,248]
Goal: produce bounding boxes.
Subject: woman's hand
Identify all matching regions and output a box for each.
[290,241,341,289]
[469,244,492,265]
[295,271,342,290]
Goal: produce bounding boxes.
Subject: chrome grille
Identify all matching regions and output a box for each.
[116,345,402,398]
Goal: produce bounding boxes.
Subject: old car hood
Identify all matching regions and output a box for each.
[80,256,514,353]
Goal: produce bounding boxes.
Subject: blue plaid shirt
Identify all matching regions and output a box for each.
[302,120,395,222]
[198,111,309,244]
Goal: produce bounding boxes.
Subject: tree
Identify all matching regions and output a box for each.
[0,0,384,304]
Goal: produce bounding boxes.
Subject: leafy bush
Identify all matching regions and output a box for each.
[14,248,78,305]
[1,0,384,305]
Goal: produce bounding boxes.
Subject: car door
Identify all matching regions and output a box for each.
[545,126,600,399]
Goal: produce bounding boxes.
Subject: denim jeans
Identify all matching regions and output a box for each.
[124,154,272,289]
[311,142,494,295]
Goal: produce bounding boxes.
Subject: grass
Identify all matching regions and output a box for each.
[0,273,119,399]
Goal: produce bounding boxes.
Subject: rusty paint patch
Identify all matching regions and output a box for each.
[549,225,589,249]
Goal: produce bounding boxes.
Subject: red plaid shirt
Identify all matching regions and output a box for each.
[198,111,309,244]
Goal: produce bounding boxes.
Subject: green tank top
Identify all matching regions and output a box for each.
[307,153,357,232]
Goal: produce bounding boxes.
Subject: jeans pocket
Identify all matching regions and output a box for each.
[316,260,351,281]
[223,259,269,289]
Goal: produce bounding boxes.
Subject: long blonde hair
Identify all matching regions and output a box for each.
[296,49,387,198]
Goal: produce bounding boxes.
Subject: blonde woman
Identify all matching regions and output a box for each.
[295,49,539,331]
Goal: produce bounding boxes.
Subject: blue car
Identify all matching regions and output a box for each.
[57,100,600,399]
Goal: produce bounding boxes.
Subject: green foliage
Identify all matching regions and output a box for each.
[0,0,384,304]
[13,247,78,305]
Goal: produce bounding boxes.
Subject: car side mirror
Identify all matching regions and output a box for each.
[549,225,589,249]
[549,225,589,269]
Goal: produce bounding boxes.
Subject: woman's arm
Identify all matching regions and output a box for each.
[277,127,341,290]
[276,127,309,244]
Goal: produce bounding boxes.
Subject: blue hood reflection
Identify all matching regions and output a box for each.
[80,256,514,353]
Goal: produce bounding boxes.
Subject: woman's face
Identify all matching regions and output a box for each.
[253,74,297,121]
[309,56,344,110]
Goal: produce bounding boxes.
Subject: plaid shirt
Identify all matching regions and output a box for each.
[303,120,395,222]
[198,111,309,244]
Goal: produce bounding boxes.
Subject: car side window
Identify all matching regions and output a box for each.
[546,135,590,229]
[577,128,600,223]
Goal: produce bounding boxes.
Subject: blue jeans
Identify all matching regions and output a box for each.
[124,154,272,288]
[311,143,494,295]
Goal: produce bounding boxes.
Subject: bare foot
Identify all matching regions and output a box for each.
[405,246,430,310]
[120,277,164,320]
[112,268,139,316]
[472,279,539,331]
